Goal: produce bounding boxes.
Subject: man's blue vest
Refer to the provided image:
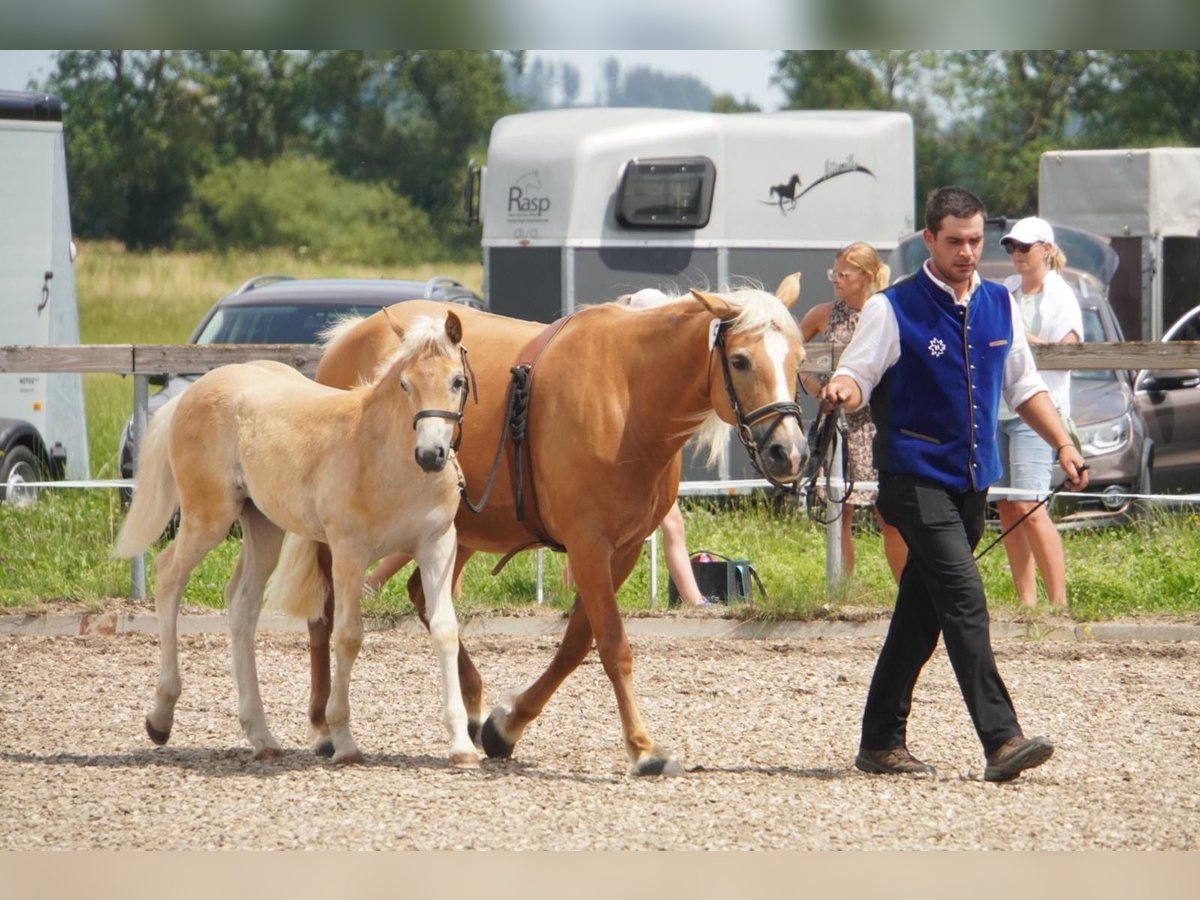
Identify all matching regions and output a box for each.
[870,267,1013,492]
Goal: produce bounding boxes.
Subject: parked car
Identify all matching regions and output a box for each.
[889,218,1152,525]
[1135,304,1200,498]
[117,275,486,494]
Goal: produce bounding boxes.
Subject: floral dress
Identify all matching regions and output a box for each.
[814,298,878,506]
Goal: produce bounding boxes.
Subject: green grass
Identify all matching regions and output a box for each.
[5,242,1200,621]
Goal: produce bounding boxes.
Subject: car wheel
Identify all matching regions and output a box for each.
[1,446,42,507]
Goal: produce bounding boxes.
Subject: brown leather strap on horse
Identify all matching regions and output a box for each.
[459,315,573,574]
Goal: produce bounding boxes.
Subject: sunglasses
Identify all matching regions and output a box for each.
[1004,240,1042,255]
[827,268,863,282]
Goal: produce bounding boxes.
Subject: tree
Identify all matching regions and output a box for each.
[47,50,214,248]
[608,65,714,111]
[182,51,311,165]
[304,51,515,254]
[937,51,1104,214]
[774,51,891,110]
[1076,51,1200,147]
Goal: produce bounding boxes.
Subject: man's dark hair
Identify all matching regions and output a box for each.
[925,186,986,234]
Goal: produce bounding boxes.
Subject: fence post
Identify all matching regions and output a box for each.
[824,428,845,593]
[130,373,149,600]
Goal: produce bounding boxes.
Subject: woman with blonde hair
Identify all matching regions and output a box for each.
[799,242,907,583]
[996,217,1082,609]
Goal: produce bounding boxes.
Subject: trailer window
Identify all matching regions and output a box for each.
[617,157,715,229]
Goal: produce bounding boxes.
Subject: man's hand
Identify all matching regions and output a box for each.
[821,375,861,413]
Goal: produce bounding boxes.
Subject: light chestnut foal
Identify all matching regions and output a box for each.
[115,309,477,768]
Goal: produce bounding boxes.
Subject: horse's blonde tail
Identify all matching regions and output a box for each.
[265,533,329,622]
[114,395,183,559]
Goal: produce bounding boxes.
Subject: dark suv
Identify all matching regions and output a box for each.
[890,219,1151,526]
[117,275,485,489]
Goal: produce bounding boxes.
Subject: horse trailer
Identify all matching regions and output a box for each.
[466,107,915,480]
[0,89,88,501]
[1040,147,1200,342]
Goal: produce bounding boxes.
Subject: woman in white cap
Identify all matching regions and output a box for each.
[996,217,1083,609]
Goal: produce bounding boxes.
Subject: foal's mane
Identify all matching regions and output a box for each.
[370,314,455,385]
[317,311,455,388]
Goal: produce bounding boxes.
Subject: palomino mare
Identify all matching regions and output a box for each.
[114,310,478,768]
[294,288,808,775]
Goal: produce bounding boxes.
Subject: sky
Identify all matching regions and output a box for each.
[0,50,786,110]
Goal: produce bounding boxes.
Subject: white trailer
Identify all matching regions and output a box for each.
[471,107,915,322]
[467,107,915,480]
[1040,147,1200,341]
[0,90,88,500]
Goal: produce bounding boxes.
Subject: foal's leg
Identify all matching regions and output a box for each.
[308,543,484,754]
[413,529,479,768]
[226,503,286,759]
[145,505,239,747]
[406,546,485,743]
[324,545,371,764]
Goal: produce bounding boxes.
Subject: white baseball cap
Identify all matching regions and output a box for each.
[1001,216,1055,247]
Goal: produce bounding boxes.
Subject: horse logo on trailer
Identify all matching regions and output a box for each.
[764,155,876,215]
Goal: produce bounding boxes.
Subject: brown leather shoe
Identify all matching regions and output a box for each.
[854,746,935,776]
[984,735,1054,783]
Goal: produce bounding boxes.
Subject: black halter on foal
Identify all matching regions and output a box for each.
[410,345,477,453]
[712,321,804,490]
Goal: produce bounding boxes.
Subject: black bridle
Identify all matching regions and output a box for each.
[800,402,854,524]
[410,345,477,453]
[712,321,804,489]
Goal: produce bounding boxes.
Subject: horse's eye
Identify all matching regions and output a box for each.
[400,378,412,394]
[452,375,467,393]
[731,354,751,372]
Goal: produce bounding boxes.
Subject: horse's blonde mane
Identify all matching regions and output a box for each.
[318,313,367,349]
[371,314,455,384]
[664,287,800,465]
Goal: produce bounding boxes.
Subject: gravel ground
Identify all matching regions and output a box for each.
[2,619,1199,850]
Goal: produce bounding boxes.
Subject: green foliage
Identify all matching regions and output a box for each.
[43,50,514,259]
[177,155,439,265]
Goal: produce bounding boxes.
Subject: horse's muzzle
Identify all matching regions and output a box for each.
[414,445,449,473]
[755,423,809,484]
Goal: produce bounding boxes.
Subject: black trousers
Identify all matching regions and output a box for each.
[861,472,1023,756]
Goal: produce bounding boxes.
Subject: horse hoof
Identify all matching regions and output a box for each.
[313,738,335,758]
[467,718,482,748]
[450,751,481,770]
[145,718,170,746]
[633,756,686,777]
[254,746,284,761]
[480,715,514,759]
[333,750,365,766]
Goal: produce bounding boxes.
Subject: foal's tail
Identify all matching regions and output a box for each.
[265,533,329,622]
[113,394,183,559]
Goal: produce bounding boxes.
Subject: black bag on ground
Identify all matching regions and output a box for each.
[668,550,766,607]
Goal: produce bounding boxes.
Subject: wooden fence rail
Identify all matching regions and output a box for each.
[2,340,1200,375]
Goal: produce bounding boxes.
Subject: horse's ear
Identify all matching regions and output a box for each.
[444,309,463,345]
[689,289,735,319]
[382,305,405,342]
[775,272,801,309]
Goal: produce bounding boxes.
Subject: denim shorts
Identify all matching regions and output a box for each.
[995,417,1053,493]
